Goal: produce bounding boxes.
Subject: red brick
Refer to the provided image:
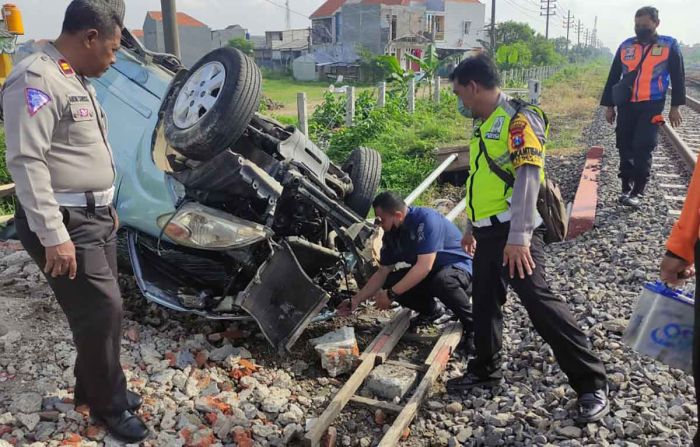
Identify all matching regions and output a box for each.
[196,351,209,368]
[322,426,337,447]
[374,409,386,425]
[567,146,604,240]
[124,327,140,342]
[232,427,253,447]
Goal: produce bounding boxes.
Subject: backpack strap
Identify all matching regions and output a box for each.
[479,137,515,188]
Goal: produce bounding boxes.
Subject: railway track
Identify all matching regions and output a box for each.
[658,94,699,216]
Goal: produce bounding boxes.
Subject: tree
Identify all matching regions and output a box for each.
[552,37,570,55]
[228,38,253,56]
[530,35,564,66]
[495,21,536,46]
[496,42,533,69]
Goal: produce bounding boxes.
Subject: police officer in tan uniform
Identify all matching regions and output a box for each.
[2,0,147,442]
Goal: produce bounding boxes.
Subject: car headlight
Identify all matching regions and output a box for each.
[157,202,271,250]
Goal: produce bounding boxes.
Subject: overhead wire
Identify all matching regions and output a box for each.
[260,0,311,19]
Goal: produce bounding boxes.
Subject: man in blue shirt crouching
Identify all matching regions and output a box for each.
[338,191,474,353]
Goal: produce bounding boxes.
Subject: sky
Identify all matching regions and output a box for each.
[16,0,700,49]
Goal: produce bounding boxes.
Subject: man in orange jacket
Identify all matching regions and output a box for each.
[601,6,685,207]
[660,158,699,445]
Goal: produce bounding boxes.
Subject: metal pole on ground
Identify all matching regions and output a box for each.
[297,92,308,135]
[161,0,181,59]
[404,153,458,206]
[346,86,355,127]
[408,77,416,113]
[378,81,386,108]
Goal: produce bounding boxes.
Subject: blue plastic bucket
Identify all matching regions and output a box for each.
[622,281,694,373]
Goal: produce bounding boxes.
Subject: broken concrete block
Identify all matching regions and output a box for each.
[309,327,360,378]
[365,364,417,400]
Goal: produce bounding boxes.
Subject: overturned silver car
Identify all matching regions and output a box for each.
[90,31,381,353]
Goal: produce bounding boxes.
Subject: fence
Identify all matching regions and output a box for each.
[296,65,562,132]
[501,65,559,87]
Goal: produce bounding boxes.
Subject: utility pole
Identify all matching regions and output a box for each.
[591,16,598,49]
[584,28,589,47]
[161,0,181,59]
[490,0,496,53]
[576,19,583,46]
[285,0,291,30]
[562,10,574,51]
[540,0,556,39]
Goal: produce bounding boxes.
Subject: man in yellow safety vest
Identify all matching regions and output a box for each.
[446,54,609,423]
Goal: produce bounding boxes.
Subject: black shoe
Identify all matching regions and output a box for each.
[619,178,633,203]
[455,334,476,357]
[126,390,143,411]
[75,390,143,412]
[446,372,502,392]
[94,410,149,443]
[575,386,610,423]
[623,194,643,208]
[409,302,446,330]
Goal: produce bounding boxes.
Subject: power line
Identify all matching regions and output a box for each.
[260,0,309,19]
[502,0,543,20]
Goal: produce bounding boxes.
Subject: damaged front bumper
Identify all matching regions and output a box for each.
[127,231,339,353]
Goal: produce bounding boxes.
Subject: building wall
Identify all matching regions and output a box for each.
[143,17,164,53]
[142,16,213,67]
[212,26,247,49]
[440,1,485,49]
[340,3,383,54]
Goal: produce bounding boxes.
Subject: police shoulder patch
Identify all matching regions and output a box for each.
[25,88,51,117]
[57,59,74,77]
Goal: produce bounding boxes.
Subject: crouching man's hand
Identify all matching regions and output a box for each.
[337,296,359,317]
[374,289,393,310]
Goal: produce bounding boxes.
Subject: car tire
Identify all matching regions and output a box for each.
[163,47,262,161]
[342,147,382,218]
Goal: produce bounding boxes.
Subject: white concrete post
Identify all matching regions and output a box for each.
[408,77,416,113]
[297,92,308,135]
[346,86,355,127]
[433,75,441,103]
[378,81,386,108]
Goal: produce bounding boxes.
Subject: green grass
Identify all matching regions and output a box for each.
[541,63,609,155]
[262,77,373,116]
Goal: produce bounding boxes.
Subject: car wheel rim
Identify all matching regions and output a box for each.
[172,61,227,129]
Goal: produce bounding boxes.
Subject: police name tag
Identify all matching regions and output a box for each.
[485,116,505,140]
[651,45,663,56]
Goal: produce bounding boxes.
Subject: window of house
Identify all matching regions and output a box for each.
[426,13,445,41]
[391,15,397,40]
[463,20,472,35]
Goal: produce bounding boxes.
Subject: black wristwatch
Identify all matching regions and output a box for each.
[387,288,399,300]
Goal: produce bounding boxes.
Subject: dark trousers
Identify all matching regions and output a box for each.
[693,241,700,447]
[385,264,473,333]
[15,203,129,416]
[616,99,665,193]
[466,223,607,394]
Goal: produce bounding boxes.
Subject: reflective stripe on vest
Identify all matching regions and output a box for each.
[466,100,548,222]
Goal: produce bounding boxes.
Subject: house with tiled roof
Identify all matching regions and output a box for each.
[310,0,485,70]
